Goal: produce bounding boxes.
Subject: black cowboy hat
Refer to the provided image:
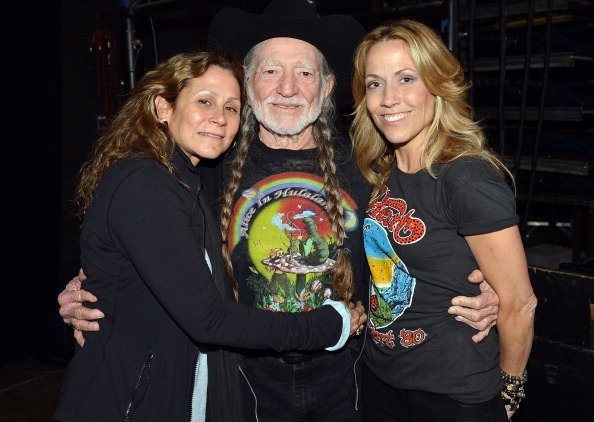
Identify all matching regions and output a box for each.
[207,0,365,110]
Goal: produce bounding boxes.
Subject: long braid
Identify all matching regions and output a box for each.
[315,133,354,301]
[313,82,355,302]
[220,48,261,299]
[220,107,258,300]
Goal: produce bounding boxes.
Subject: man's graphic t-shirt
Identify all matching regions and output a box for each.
[227,138,371,312]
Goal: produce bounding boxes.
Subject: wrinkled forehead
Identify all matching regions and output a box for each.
[254,37,322,68]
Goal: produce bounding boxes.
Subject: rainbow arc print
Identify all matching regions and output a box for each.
[228,172,359,312]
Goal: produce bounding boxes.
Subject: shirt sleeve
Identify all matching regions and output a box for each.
[106,165,342,352]
[444,158,519,236]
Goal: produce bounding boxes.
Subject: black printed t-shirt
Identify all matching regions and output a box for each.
[227,138,371,312]
[363,157,518,403]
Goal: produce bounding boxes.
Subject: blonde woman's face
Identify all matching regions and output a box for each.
[156,66,241,165]
[364,39,435,151]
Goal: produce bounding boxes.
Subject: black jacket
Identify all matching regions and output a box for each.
[54,149,342,421]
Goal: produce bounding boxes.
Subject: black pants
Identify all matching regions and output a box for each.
[239,343,363,422]
[362,362,508,422]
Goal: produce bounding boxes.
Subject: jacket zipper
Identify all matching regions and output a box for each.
[124,352,154,422]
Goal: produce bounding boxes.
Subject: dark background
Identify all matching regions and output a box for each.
[2,1,64,366]
[1,0,593,420]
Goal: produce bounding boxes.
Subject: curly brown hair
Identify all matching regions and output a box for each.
[75,50,244,216]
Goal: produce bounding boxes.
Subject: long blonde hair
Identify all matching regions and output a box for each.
[219,44,355,301]
[75,51,244,215]
[350,19,510,193]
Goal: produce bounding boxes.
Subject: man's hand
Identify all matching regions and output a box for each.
[57,269,104,346]
[448,269,499,343]
[347,300,367,336]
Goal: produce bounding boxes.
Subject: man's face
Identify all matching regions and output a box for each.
[247,37,332,136]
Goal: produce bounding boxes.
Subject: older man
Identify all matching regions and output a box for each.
[58,1,499,421]
[202,7,372,418]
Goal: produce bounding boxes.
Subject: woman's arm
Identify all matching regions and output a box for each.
[104,165,357,352]
[465,225,537,416]
[465,226,536,375]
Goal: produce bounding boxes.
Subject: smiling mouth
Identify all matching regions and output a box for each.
[198,132,224,139]
[273,103,302,110]
[382,112,409,122]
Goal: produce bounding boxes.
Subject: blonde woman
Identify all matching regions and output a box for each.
[350,20,537,421]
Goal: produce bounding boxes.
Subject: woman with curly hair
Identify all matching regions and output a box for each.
[54,50,362,422]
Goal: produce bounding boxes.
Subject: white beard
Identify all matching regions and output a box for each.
[247,85,324,136]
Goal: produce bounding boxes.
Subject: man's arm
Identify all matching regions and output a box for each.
[448,269,500,343]
[57,269,103,346]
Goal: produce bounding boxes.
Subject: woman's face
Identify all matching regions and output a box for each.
[156,65,241,165]
[364,39,436,151]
